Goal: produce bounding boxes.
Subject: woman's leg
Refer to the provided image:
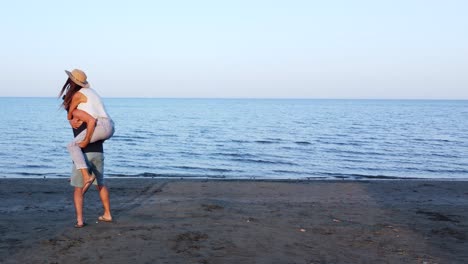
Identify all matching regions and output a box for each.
[67,135,92,192]
[88,118,114,143]
[67,129,99,194]
[68,138,93,192]
[68,130,87,169]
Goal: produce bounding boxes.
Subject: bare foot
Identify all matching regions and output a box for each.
[82,176,96,195]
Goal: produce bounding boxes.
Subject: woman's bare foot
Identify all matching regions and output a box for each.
[82,176,96,194]
[80,168,95,195]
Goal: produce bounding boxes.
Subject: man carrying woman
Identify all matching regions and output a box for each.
[59,69,115,228]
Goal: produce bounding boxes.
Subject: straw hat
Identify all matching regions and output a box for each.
[65,69,90,88]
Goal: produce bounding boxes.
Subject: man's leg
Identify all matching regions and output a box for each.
[74,187,84,226]
[96,185,112,220]
[70,163,86,226]
[88,152,112,221]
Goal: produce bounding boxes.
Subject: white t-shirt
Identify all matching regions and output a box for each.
[77,88,109,119]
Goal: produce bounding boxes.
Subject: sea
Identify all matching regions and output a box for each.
[0,98,467,180]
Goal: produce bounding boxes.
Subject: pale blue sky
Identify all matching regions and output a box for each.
[0,0,467,99]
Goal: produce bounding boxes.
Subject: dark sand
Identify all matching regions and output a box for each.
[1,179,467,264]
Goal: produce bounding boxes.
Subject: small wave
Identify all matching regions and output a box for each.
[112,135,148,142]
[280,146,298,150]
[16,172,48,176]
[231,158,298,166]
[266,138,284,142]
[179,151,203,157]
[9,172,64,178]
[273,170,309,175]
[254,140,277,144]
[331,150,391,157]
[154,134,178,137]
[172,165,234,173]
[208,168,235,173]
[316,140,363,146]
[112,172,227,179]
[212,152,256,158]
[231,140,249,143]
[22,165,55,169]
[431,139,454,143]
[112,137,136,142]
[295,141,312,145]
[424,169,468,174]
[128,172,164,177]
[359,175,418,180]
[171,165,203,170]
[429,153,460,159]
[339,158,367,163]
[318,172,411,180]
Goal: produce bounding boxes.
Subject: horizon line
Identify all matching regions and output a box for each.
[0,96,467,101]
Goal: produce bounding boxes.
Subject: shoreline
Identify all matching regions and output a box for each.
[1,178,467,263]
[2,176,468,182]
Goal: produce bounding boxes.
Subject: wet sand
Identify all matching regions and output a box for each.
[1,179,467,264]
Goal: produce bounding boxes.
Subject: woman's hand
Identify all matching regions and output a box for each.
[78,140,90,149]
[71,109,97,149]
[69,118,83,129]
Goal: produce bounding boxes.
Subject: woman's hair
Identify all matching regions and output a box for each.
[59,78,82,110]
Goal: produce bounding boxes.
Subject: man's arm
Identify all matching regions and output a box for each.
[72,109,96,149]
[69,117,83,129]
[73,122,104,153]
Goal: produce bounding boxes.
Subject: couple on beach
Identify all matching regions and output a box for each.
[59,69,115,228]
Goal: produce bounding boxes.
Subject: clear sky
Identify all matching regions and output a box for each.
[0,0,467,99]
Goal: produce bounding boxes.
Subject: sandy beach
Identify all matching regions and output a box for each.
[0,179,467,263]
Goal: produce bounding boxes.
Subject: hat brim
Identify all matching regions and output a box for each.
[65,70,90,88]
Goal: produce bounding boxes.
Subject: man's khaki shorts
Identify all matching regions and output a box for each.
[70,152,105,187]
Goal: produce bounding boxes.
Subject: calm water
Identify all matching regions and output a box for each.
[0,98,467,180]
